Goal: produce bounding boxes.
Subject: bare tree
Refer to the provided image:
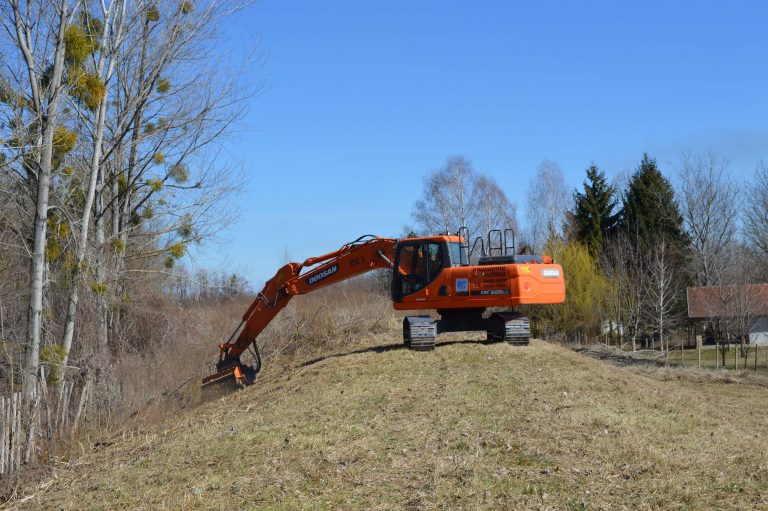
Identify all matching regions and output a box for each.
[52,0,253,370]
[705,244,763,366]
[525,160,570,252]
[412,155,479,237]
[474,173,519,243]
[58,0,129,366]
[643,238,681,361]
[676,151,739,286]
[2,0,80,400]
[412,156,521,261]
[602,233,646,351]
[601,234,629,347]
[745,161,768,260]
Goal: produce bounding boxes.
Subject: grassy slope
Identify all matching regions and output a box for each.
[9,338,768,511]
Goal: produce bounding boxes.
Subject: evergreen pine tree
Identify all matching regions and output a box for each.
[572,164,620,255]
[620,153,687,252]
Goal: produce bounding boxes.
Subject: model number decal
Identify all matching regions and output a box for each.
[471,289,510,296]
[307,264,338,285]
[541,269,560,278]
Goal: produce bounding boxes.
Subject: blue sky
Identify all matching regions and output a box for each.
[193,0,768,286]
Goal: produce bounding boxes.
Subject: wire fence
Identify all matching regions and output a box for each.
[671,343,768,372]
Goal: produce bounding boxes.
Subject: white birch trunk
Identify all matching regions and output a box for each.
[13,0,71,402]
[61,0,125,367]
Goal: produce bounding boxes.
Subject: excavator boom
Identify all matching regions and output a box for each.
[203,235,396,387]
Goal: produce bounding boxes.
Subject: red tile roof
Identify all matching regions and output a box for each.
[687,284,768,319]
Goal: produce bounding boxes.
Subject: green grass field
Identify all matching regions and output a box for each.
[7,337,768,510]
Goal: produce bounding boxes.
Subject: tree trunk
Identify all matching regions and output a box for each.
[95,168,109,358]
[17,0,69,402]
[61,5,120,368]
[60,92,109,366]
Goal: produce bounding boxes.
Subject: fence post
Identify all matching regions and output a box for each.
[696,335,701,369]
[55,381,67,434]
[3,396,9,475]
[25,404,35,465]
[15,392,22,472]
[5,396,10,474]
[40,366,51,440]
[0,397,5,476]
[25,375,43,464]
[10,393,16,473]
[72,379,90,436]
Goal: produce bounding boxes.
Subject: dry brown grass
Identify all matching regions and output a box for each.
[6,335,768,510]
[101,283,397,419]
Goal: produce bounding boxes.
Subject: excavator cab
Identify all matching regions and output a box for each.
[391,239,454,303]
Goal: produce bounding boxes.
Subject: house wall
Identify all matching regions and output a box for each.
[749,316,768,346]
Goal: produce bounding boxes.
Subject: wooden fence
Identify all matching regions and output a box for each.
[0,367,90,478]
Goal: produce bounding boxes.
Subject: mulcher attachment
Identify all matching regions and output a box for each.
[202,359,259,389]
[202,341,262,396]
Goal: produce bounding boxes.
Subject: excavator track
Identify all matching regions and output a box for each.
[403,316,436,351]
[488,312,530,346]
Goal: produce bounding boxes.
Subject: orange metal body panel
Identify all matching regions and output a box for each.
[392,262,565,310]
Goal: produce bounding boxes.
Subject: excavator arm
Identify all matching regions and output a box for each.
[202,235,396,388]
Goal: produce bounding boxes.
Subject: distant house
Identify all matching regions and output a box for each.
[686,284,768,346]
[600,320,624,337]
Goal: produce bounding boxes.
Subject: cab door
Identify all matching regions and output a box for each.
[391,241,445,303]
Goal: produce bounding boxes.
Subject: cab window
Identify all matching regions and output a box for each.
[391,242,446,302]
[427,243,443,280]
[448,241,465,266]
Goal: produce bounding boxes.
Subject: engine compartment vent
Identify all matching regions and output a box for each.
[478,255,543,265]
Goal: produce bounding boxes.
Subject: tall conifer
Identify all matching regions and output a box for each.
[620,154,687,252]
[572,164,620,255]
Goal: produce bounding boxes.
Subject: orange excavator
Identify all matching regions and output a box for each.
[202,229,566,388]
